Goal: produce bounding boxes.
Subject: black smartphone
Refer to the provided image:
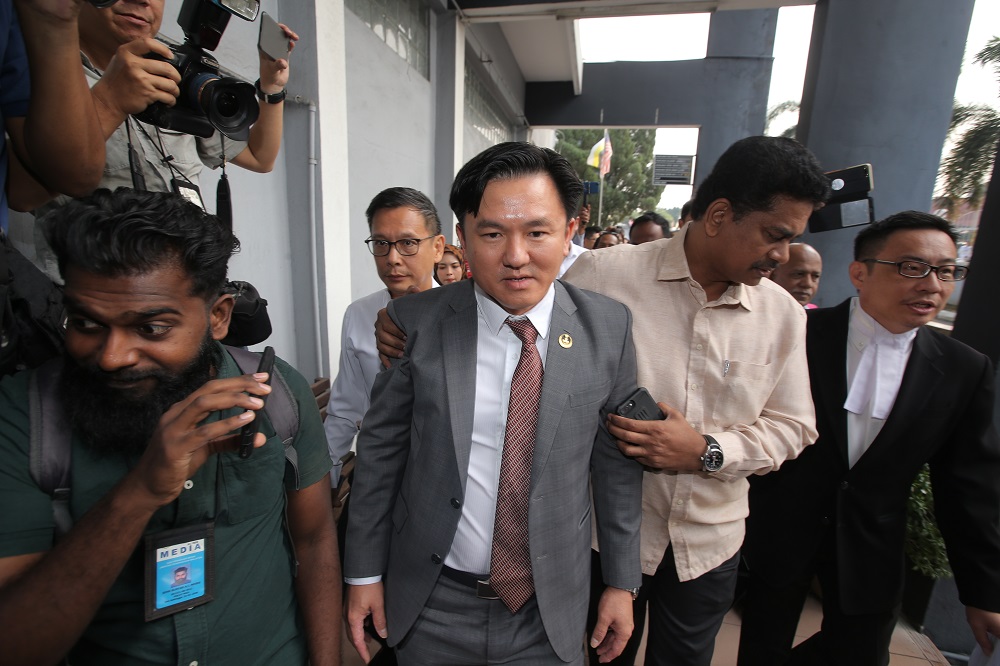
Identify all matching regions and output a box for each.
[239,346,275,459]
[616,387,664,421]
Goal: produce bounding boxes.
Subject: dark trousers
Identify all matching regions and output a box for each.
[737,547,899,666]
[587,546,739,666]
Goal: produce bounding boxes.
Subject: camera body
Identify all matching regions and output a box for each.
[132,0,260,141]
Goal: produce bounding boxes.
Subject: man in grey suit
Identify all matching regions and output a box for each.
[344,142,644,665]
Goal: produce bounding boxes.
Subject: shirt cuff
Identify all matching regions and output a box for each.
[346,575,383,585]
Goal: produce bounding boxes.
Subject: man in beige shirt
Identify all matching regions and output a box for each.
[565,136,830,666]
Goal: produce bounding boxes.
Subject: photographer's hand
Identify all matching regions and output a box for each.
[91,38,181,139]
[258,23,299,93]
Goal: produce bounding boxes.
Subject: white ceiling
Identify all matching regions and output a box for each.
[465,0,814,90]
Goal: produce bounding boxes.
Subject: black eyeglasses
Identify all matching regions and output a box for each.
[365,236,436,257]
[862,259,969,282]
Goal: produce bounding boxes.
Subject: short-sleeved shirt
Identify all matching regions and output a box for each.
[0,344,333,665]
[0,0,31,234]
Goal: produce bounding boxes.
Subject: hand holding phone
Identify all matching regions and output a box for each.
[615,387,665,421]
[239,346,275,459]
[258,12,291,62]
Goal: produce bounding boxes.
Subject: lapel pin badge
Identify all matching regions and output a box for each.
[558,333,573,349]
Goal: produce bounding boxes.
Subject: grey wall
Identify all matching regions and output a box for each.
[344,9,436,301]
[798,0,975,307]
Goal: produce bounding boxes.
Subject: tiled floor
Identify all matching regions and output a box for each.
[342,593,953,665]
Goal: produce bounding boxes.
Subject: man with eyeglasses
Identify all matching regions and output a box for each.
[324,187,444,482]
[739,211,1000,666]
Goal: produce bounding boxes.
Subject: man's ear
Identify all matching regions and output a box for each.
[564,217,578,256]
[848,260,867,291]
[702,199,732,238]
[210,293,236,341]
[432,234,445,263]
[455,222,466,249]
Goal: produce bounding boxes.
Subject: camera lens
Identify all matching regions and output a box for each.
[192,75,259,141]
[215,91,239,118]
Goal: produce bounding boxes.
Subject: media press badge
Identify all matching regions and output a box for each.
[144,523,215,621]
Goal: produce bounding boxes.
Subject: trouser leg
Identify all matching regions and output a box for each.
[643,545,739,666]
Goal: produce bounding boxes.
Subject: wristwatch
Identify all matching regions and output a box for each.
[255,79,287,104]
[615,586,640,601]
[700,435,724,473]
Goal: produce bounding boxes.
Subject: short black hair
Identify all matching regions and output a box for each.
[854,211,959,261]
[680,200,693,220]
[691,136,830,221]
[584,225,603,237]
[631,211,673,239]
[450,142,583,226]
[44,188,238,300]
[366,187,441,235]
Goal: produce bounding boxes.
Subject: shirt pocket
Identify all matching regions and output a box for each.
[218,435,286,524]
[711,360,772,425]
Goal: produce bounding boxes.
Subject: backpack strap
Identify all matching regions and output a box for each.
[28,359,74,540]
[225,346,301,488]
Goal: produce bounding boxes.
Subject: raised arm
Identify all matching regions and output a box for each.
[231,23,298,173]
[6,0,106,208]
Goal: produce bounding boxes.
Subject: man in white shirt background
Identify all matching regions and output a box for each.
[324,187,443,480]
[739,211,1000,666]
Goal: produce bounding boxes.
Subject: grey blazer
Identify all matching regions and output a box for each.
[344,279,644,661]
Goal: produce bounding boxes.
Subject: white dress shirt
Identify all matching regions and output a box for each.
[559,243,588,278]
[324,289,391,484]
[444,283,555,575]
[844,298,917,468]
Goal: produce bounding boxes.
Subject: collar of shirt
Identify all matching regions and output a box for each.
[848,297,918,355]
[473,282,555,343]
[656,223,751,310]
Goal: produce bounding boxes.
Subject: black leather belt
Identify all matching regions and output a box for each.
[439,565,500,600]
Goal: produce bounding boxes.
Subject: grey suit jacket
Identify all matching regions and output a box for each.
[344,279,643,661]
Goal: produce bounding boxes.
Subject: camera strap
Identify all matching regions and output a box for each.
[125,120,147,192]
[128,120,207,211]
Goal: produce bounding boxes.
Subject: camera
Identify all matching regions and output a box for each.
[133,0,261,141]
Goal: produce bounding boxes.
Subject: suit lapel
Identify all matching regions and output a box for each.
[530,281,577,490]
[442,282,479,493]
[810,301,851,465]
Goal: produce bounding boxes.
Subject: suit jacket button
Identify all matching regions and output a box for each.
[821,516,831,526]
[840,480,849,490]
[451,498,461,509]
[431,553,442,564]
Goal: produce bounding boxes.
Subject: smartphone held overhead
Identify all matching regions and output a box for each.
[258,12,290,61]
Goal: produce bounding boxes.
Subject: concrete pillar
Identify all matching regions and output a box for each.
[797,0,975,307]
[693,9,777,186]
[284,0,352,378]
[433,14,465,241]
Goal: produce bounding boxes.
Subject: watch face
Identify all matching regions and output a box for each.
[702,444,724,472]
[704,450,723,471]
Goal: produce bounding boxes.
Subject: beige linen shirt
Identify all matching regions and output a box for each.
[563,224,817,580]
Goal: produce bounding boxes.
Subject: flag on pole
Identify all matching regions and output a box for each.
[587,138,604,168]
[599,130,613,178]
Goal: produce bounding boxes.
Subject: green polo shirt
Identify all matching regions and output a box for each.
[0,345,333,665]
